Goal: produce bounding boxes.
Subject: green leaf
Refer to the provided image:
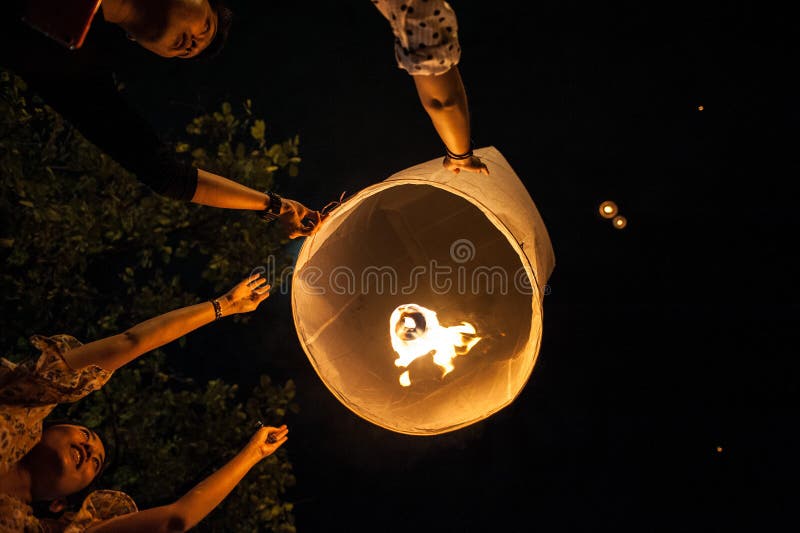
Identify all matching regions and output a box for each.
[1,75,301,531]
[250,119,266,142]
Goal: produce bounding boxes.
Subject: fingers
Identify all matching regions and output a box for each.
[247,272,266,287]
[253,424,287,440]
[442,156,490,175]
[265,425,288,441]
[269,435,288,449]
[289,213,323,239]
[253,286,270,306]
[296,225,316,237]
[247,273,269,289]
[254,283,270,295]
[303,211,323,233]
[264,425,289,450]
[278,201,326,239]
[474,158,490,175]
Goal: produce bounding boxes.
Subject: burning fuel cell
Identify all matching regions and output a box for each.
[291,147,555,436]
[390,304,481,387]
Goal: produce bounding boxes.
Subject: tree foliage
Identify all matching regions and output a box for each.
[0,69,300,531]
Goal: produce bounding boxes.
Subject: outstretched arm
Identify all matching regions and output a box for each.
[192,168,272,210]
[412,67,488,175]
[192,169,324,238]
[62,274,270,372]
[4,67,321,239]
[371,0,488,175]
[86,425,289,533]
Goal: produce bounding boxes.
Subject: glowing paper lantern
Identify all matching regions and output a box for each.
[599,200,618,219]
[291,146,555,435]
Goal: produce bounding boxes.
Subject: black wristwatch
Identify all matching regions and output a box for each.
[260,191,282,222]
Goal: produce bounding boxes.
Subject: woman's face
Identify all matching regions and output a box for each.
[133,0,219,59]
[30,424,106,500]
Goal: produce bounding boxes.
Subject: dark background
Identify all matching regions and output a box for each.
[114,1,797,531]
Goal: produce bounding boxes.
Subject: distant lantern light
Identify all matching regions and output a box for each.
[698,105,704,111]
[599,201,618,219]
[291,147,555,435]
[716,446,723,453]
[612,215,627,229]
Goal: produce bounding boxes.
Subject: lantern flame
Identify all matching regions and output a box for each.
[390,304,482,387]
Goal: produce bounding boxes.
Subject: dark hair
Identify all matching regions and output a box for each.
[193,0,234,62]
[31,419,114,518]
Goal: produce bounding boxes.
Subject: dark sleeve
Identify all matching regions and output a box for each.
[24,70,199,201]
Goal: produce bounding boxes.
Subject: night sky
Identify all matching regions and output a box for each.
[97,1,796,531]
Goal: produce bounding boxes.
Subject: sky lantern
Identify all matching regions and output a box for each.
[291,147,555,435]
[599,200,619,219]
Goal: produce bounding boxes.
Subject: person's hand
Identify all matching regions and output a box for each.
[278,198,326,239]
[245,424,288,462]
[443,154,490,175]
[215,273,270,316]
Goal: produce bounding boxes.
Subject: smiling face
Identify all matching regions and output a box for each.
[131,0,219,59]
[26,424,106,500]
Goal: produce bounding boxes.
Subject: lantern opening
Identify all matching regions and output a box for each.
[292,147,553,435]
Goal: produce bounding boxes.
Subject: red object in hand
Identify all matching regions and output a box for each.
[22,0,103,50]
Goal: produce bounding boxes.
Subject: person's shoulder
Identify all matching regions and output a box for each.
[82,489,139,517]
[0,492,41,533]
[30,334,84,354]
[59,490,138,532]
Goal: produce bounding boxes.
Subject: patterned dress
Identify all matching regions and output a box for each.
[0,335,137,532]
[372,0,462,75]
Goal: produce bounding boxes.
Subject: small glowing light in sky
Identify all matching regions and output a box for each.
[612,215,627,229]
[598,200,618,219]
[716,446,723,453]
[698,105,704,111]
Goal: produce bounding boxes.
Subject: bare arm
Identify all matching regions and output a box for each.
[413,67,471,156]
[62,275,270,372]
[86,426,289,533]
[191,169,324,238]
[191,169,270,210]
[412,68,488,175]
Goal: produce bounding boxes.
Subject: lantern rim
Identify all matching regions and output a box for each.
[291,147,551,435]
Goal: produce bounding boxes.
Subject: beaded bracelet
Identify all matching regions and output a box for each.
[260,191,282,222]
[211,299,223,320]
